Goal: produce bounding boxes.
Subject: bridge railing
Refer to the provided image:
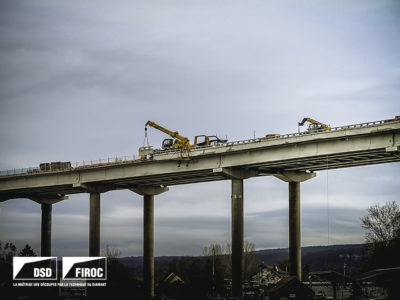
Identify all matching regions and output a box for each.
[0,117,398,177]
[0,167,41,176]
[154,118,397,155]
[0,155,141,176]
[71,155,140,168]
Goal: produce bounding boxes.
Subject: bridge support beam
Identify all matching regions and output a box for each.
[274,171,315,281]
[289,182,301,280]
[78,184,113,257]
[89,192,101,257]
[130,186,168,299]
[143,194,154,299]
[41,203,52,256]
[216,168,252,298]
[231,179,244,298]
[29,194,68,257]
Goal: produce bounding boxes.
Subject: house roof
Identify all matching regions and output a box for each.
[267,276,314,297]
[356,267,400,282]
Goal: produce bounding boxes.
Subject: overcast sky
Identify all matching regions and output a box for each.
[0,0,399,257]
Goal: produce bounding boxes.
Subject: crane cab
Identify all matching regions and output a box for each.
[162,138,175,149]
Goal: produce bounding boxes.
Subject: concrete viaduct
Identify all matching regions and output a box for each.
[1,118,399,298]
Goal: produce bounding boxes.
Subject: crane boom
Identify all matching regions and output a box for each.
[145,120,190,148]
[298,117,331,132]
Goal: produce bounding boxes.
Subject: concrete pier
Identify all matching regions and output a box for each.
[89,192,101,257]
[29,195,67,257]
[130,186,168,299]
[143,195,154,299]
[274,171,315,281]
[231,179,244,297]
[41,203,52,256]
[289,182,301,280]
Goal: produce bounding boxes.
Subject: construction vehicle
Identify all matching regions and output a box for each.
[298,117,331,133]
[145,120,191,150]
[39,161,72,172]
[192,135,227,148]
[265,134,280,139]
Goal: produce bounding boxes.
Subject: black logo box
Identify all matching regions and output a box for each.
[14,258,57,280]
[63,257,107,280]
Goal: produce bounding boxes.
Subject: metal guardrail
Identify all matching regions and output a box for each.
[0,155,140,177]
[0,167,41,176]
[174,118,397,154]
[0,118,398,177]
[72,155,139,168]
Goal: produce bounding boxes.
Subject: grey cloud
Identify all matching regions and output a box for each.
[1,0,399,256]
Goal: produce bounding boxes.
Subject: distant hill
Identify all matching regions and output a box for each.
[119,255,182,269]
[118,243,363,273]
[255,244,363,273]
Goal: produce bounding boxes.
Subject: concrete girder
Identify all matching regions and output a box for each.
[130,185,169,196]
[274,171,316,183]
[213,167,257,179]
[29,194,68,205]
[73,183,114,193]
[386,145,400,152]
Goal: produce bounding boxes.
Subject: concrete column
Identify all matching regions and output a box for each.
[41,203,52,256]
[231,179,243,297]
[130,185,167,299]
[289,182,301,280]
[274,172,315,281]
[89,192,101,257]
[143,195,154,299]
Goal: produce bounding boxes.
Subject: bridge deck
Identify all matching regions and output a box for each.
[1,118,399,200]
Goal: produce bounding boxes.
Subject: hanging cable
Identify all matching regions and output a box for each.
[326,155,330,245]
[228,181,231,249]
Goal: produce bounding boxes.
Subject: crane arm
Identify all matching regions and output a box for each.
[298,117,331,131]
[145,121,190,145]
[298,118,309,126]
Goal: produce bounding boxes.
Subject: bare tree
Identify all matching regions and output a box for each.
[202,243,224,257]
[203,243,227,277]
[102,245,122,264]
[243,240,258,279]
[361,201,400,246]
[204,240,258,279]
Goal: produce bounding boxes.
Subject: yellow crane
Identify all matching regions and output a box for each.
[298,117,331,132]
[145,120,191,150]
